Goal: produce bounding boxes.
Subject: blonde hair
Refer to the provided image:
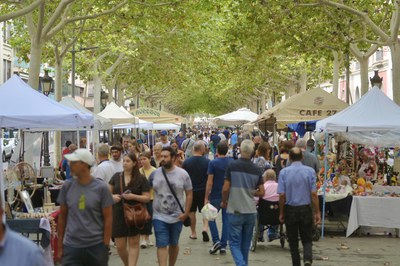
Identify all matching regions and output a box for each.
[263,169,276,182]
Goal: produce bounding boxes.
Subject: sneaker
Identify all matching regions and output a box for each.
[140,239,148,249]
[304,261,312,266]
[147,240,154,247]
[219,248,226,255]
[209,242,221,254]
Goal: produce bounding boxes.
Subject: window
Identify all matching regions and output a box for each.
[376,50,383,61]
[3,59,11,81]
[2,21,11,44]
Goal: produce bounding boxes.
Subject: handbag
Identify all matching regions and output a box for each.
[119,174,151,229]
[161,167,191,227]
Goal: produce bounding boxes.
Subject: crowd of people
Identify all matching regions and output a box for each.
[1,127,321,266]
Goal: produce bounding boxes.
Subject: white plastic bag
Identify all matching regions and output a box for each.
[201,203,219,221]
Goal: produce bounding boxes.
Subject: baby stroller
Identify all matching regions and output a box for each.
[251,198,286,252]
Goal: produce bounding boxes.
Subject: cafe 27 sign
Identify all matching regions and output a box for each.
[298,96,338,117]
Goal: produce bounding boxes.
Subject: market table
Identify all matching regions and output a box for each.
[346,196,400,237]
[6,218,41,244]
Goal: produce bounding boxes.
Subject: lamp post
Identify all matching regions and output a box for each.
[70,46,99,98]
[370,70,383,89]
[100,90,109,110]
[129,100,135,111]
[39,70,54,166]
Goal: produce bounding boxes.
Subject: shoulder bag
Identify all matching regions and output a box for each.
[161,167,191,227]
[119,174,151,229]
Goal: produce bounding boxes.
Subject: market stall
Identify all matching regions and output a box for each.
[0,75,93,263]
[131,107,183,123]
[316,86,400,237]
[257,88,348,129]
[213,108,258,125]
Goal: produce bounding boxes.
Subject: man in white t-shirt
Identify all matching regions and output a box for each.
[156,130,171,148]
[92,144,116,183]
[109,145,123,173]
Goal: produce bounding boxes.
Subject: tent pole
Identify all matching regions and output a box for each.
[0,129,4,214]
[77,131,80,148]
[321,133,329,239]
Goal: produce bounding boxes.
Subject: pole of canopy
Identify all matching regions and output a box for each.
[321,133,329,239]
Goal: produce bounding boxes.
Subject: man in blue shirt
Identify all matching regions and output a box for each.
[61,143,77,180]
[0,197,46,265]
[205,142,232,255]
[278,147,321,266]
[222,140,265,266]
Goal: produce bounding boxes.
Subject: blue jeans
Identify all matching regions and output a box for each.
[227,213,256,266]
[63,242,108,266]
[208,198,228,248]
[153,219,183,248]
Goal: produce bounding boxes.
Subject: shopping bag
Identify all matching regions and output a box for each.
[201,203,219,221]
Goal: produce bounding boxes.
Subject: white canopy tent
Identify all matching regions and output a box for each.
[316,86,400,238]
[152,123,180,130]
[0,75,94,208]
[316,87,400,146]
[213,108,258,125]
[257,88,349,129]
[60,97,112,130]
[113,119,154,130]
[97,102,138,125]
[0,75,94,130]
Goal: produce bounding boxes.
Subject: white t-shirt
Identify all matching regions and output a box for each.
[92,160,117,183]
[156,141,171,148]
[109,158,123,173]
[218,133,226,141]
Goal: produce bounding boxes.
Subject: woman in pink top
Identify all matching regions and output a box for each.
[258,169,280,242]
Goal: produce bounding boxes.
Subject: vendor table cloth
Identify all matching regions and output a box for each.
[346,196,400,237]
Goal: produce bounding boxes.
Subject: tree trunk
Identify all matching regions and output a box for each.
[28,41,42,89]
[93,73,102,114]
[359,56,369,96]
[391,43,400,105]
[299,71,307,93]
[286,80,297,98]
[332,50,339,97]
[53,60,63,166]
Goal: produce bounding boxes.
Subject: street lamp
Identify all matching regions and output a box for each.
[370,70,383,89]
[39,70,53,166]
[101,90,109,109]
[129,100,135,110]
[40,70,54,96]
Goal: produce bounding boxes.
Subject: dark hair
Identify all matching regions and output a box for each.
[162,146,177,158]
[280,141,294,154]
[257,142,271,160]
[65,140,72,147]
[217,141,228,155]
[124,152,142,187]
[289,147,303,162]
[110,144,123,152]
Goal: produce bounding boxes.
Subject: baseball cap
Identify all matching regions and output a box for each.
[64,149,95,166]
[160,130,168,136]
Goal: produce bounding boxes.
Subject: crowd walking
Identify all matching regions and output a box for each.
[2,127,324,266]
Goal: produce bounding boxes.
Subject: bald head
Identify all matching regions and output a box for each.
[289,147,303,162]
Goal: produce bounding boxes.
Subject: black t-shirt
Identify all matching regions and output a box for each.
[182,155,210,192]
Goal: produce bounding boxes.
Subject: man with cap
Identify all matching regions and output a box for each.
[57,149,114,266]
[156,130,171,148]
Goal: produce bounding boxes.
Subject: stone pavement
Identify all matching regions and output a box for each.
[108,213,400,266]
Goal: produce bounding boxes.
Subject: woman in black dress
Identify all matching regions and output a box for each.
[109,152,150,266]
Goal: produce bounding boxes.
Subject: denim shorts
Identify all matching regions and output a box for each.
[153,219,183,247]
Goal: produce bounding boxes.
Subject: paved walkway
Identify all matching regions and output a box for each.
[109,213,400,266]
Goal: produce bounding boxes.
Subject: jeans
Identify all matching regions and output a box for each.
[62,242,109,266]
[208,198,228,248]
[284,205,313,266]
[153,219,183,248]
[227,213,256,266]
